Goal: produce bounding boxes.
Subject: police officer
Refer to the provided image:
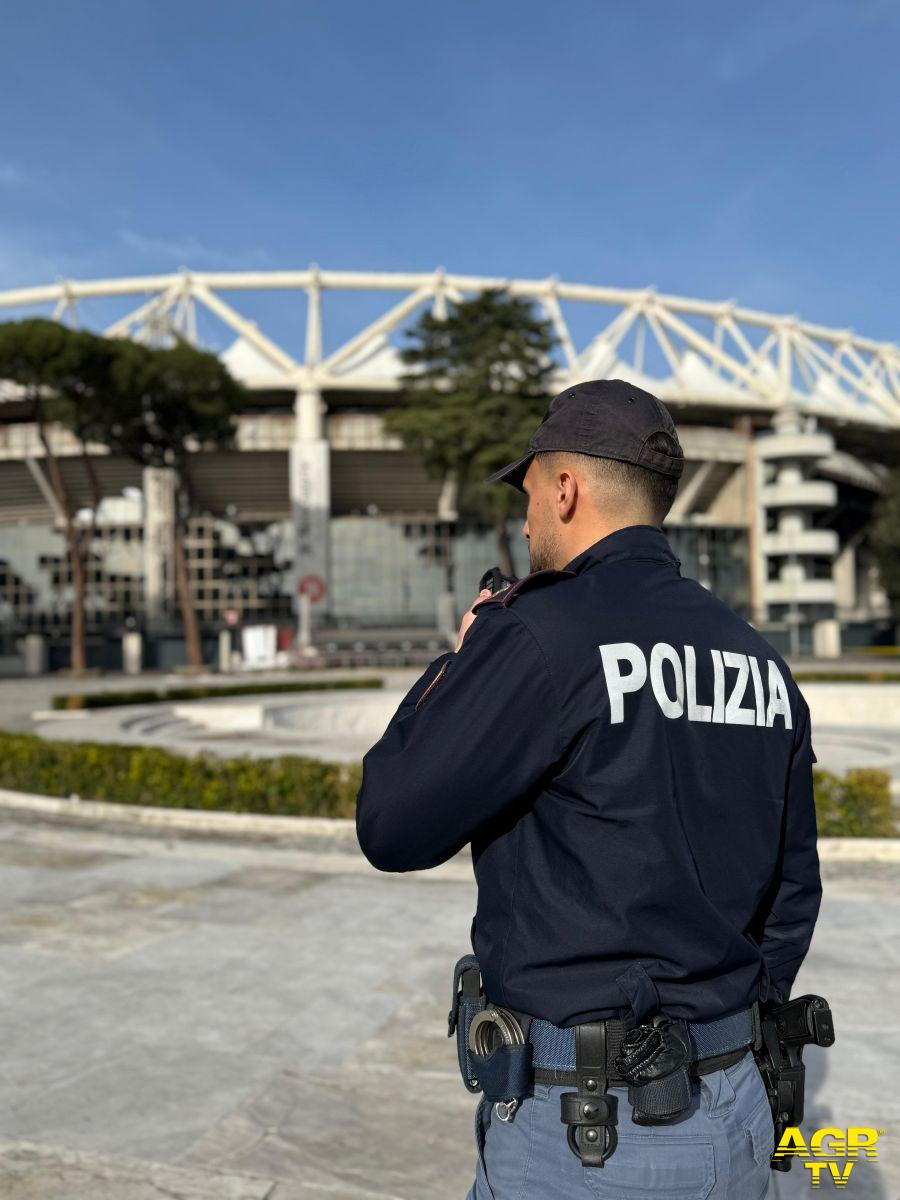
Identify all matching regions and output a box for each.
[356,380,822,1199]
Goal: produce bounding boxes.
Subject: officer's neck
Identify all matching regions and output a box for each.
[555,515,660,571]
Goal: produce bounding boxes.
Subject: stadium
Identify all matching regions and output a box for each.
[0,267,897,671]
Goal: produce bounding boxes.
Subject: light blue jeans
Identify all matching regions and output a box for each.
[466,1047,773,1199]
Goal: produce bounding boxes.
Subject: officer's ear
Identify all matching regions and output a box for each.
[556,468,579,518]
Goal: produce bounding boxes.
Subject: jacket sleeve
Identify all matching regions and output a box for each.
[758,691,823,1002]
[355,605,562,873]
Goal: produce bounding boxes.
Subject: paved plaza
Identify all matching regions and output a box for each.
[0,808,897,1199]
[1,668,898,1196]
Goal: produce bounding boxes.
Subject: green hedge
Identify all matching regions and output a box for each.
[0,731,360,819]
[0,732,893,835]
[794,671,900,683]
[52,677,383,711]
[813,767,898,837]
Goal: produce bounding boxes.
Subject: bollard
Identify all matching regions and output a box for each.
[218,628,233,673]
[122,631,143,676]
[23,634,47,677]
[812,618,841,660]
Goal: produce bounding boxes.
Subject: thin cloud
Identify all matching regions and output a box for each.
[0,162,25,187]
[0,232,86,291]
[713,2,847,83]
[117,229,273,270]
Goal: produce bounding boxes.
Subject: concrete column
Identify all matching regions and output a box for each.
[437,472,458,522]
[142,467,176,623]
[436,472,459,643]
[290,385,330,630]
[296,593,321,660]
[435,592,457,647]
[833,540,857,614]
[745,428,767,626]
[122,631,143,675]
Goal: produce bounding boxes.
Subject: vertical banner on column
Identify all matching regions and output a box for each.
[289,439,331,626]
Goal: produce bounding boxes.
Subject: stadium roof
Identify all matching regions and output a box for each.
[0,269,898,430]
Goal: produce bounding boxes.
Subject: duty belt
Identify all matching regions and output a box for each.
[449,953,755,1167]
[522,1006,754,1087]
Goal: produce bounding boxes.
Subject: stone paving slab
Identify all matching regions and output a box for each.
[0,813,896,1198]
[0,1141,276,1200]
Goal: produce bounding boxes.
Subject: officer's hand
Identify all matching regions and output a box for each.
[455,589,491,651]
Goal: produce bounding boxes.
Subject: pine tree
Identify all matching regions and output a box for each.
[102,339,245,669]
[386,288,558,576]
[0,319,118,673]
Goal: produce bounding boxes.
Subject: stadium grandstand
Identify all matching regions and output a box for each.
[0,268,897,670]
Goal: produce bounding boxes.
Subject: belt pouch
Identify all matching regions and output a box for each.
[628,1068,693,1123]
[447,954,487,1093]
[473,1041,534,1104]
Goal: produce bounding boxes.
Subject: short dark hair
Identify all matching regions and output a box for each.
[537,432,681,524]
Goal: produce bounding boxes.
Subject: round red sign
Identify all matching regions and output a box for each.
[297,574,327,603]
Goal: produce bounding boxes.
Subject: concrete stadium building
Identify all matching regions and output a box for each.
[0,268,897,670]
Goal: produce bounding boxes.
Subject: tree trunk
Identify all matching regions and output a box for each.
[71,442,104,675]
[68,528,88,674]
[37,416,87,674]
[495,517,516,579]
[173,517,203,669]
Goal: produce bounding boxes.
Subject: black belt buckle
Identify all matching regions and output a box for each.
[560,1021,619,1167]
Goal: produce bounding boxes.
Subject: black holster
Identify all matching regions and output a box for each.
[751,995,835,1172]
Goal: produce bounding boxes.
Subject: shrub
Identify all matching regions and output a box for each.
[812,767,898,837]
[0,731,361,819]
[0,733,894,837]
[794,671,900,683]
[52,677,383,711]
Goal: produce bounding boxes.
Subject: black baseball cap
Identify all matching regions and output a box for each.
[483,378,684,492]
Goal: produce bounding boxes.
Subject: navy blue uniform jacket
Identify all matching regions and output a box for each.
[356,525,822,1028]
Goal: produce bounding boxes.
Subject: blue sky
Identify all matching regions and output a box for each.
[1,0,899,355]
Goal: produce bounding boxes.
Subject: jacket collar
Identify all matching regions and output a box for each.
[562,525,681,574]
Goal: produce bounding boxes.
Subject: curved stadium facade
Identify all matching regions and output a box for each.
[0,268,897,669]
